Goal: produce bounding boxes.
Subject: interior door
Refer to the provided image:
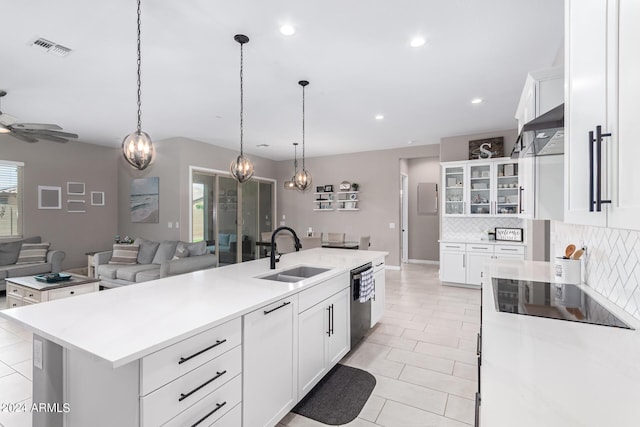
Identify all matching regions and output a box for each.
[401,174,409,263]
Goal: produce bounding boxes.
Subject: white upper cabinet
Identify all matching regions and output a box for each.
[565,0,640,230]
[442,158,520,217]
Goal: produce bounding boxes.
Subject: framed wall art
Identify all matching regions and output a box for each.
[38,186,62,209]
[67,182,85,196]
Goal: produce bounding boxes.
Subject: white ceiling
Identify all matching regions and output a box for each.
[0,0,563,161]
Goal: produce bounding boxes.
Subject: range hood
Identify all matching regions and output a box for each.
[512,103,564,158]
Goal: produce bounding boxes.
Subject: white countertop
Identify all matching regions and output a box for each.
[439,239,526,246]
[482,261,640,427]
[0,248,386,368]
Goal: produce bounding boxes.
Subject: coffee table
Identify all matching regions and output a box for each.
[5,273,100,309]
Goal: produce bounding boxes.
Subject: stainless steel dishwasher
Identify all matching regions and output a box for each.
[350,262,372,348]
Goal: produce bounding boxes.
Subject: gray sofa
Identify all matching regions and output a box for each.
[95,238,217,288]
[0,236,66,291]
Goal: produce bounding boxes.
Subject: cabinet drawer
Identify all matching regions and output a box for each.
[494,245,525,255]
[159,378,241,427]
[299,272,349,313]
[440,243,465,252]
[6,284,24,297]
[466,244,493,253]
[7,295,22,308]
[23,289,41,302]
[373,257,385,272]
[142,317,241,396]
[47,283,97,301]
[141,346,242,427]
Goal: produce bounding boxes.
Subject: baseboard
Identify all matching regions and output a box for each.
[385,265,401,271]
[407,259,440,265]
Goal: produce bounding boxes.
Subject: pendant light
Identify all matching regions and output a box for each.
[294,80,312,191]
[230,34,254,184]
[122,0,154,170]
[284,143,299,189]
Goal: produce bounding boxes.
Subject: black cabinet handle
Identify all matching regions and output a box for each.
[589,130,595,212]
[476,333,482,357]
[264,300,291,315]
[475,392,481,427]
[330,304,334,336]
[518,186,524,214]
[326,306,331,336]
[595,125,612,211]
[178,339,227,365]
[178,370,227,402]
[70,291,75,295]
[190,401,227,427]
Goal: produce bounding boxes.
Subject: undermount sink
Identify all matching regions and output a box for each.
[257,266,331,283]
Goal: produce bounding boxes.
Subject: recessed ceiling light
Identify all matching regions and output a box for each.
[375,114,384,120]
[471,98,484,104]
[407,140,414,144]
[280,25,295,36]
[410,37,426,48]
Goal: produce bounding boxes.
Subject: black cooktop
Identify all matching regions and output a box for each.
[492,278,633,329]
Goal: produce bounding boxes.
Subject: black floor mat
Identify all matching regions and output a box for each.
[292,364,376,425]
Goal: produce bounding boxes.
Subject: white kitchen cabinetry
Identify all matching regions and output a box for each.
[440,243,526,288]
[370,258,386,327]
[298,274,350,399]
[442,158,520,217]
[565,0,640,230]
[440,243,466,284]
[243,295,298,427]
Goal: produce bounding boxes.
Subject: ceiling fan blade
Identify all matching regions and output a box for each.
[33,134,70,143]
[0,112,18,126]
[12,123,63,130]
[8,132,39,143]
[21,129,78,139]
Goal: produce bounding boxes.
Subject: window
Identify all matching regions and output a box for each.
[0,160,23,238]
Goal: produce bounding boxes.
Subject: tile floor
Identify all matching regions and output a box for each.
[0,263,480,427]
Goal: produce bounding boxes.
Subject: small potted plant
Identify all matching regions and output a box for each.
[351,183,359,191]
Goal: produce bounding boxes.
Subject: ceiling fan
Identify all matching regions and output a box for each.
[0,90,78,143]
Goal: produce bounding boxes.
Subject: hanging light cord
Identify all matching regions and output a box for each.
[239,41,244,156]
[301,84,306,169]
[136,0,143,134]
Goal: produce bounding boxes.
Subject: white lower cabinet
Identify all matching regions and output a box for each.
[243,295,298,427]
[440,243,526,288]
[370,258,386,327]
[298,287,350,398]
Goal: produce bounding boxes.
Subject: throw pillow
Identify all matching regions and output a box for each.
[174,243,190,259]
[218,233,230,247]
[186,240,207,256]
[0,236,42,266]
[134,238,160,264]
[15,242,50,264]
[109,244,140,265]
[152,241,179,264]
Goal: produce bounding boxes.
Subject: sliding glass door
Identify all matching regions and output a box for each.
[191,168,274,266]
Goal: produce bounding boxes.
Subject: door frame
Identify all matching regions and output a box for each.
[401,173,409,263]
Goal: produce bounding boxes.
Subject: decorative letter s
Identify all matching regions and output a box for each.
[479,142,492,159]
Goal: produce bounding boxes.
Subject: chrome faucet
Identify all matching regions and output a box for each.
[270,226,302,269]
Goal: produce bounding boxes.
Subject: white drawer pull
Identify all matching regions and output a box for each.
[471,247,487,250]
[178,339,227,365]
[178,370,227,402]
[191,401,227,427]
[501,248,518,252]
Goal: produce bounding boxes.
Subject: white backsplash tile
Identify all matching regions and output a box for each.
[551,221,640,321]
[442,217,524,241]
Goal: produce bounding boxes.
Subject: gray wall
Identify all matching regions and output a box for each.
[117,137,278,243]
[440,129,518,162]
[407,157,440,261]
[0,136,119,268]
[276,144,440,267]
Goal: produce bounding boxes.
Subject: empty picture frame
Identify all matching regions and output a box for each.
[91,191,105,206]
[67,182,85,196]
[38,186,62,209]
[67,200,86,213]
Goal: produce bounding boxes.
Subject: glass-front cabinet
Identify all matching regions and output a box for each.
[441,158,520,217]
[443,164,465,216]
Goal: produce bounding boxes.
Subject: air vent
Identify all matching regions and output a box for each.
[256,144,270,148]
[31,38,73,57]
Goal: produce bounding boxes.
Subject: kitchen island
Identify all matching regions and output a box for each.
[0,248,387,427]
[481,261,640,427]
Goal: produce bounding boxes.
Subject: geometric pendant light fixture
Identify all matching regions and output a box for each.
[294,80,312,191]
[122,0,155,170]
[230,34,255,184]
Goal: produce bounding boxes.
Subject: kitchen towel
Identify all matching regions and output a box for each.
[359,268,374,302]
